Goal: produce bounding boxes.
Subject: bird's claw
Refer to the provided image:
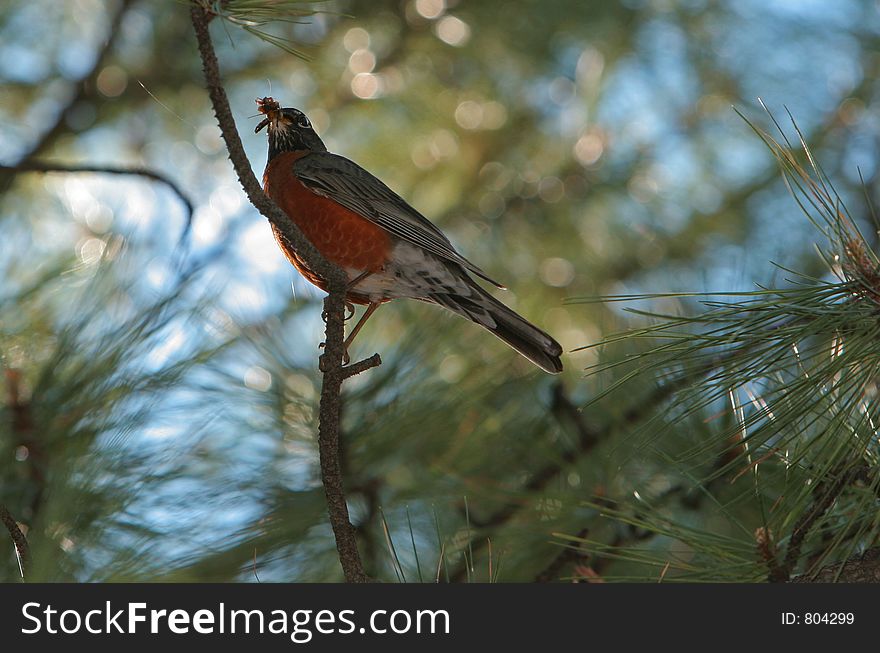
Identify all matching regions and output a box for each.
[323,304,355,321]
[317,346,351,372]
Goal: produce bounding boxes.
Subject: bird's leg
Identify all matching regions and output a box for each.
[342,302,381,363]
[340,271,374,356]
[323,272,370,322]
[319,302,355,354]
[318,303,380,370]
[321,268,370,329]
[347,269,373,290]
[319,271,376,368]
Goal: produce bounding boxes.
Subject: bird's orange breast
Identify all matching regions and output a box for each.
[263,151,391,302]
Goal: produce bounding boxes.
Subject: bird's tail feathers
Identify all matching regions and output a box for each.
[430,281,563,374]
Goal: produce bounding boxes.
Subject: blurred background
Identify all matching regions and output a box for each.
[1,0,879,581]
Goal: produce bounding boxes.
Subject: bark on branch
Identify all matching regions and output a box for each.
[190,1,371,582]
[793,547,880,583]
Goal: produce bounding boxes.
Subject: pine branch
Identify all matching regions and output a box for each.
[793,546,880,583]
[208,0,324,58]
[755,527,787,583]
[189,1,375,582]
[552,112,880,583]
[449,379,684,582]
[782,460,867,579]
[477,382,602,528]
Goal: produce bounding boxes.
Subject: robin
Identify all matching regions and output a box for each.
[255,97,563,374]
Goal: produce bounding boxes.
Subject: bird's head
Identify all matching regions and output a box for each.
[255,96,327,160]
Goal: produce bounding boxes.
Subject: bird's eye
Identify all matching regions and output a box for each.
[297,115,311,129]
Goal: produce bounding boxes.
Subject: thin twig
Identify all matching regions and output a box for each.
[189,1,371,582]
[341,354,382,380]
[0,505,30,578]
[252,548,261,583]
[0,162,195,242]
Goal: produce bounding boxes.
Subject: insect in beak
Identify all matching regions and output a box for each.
[255,96,282,133]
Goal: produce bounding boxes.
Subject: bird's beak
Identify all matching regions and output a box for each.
[255,96,282,134]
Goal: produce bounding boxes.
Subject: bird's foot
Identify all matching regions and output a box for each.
[318,345,351,372]
[321,303,356,322]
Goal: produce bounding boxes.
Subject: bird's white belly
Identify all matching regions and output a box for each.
[345,241,471,303]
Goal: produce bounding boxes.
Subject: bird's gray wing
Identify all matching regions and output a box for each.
[292,151,504,288]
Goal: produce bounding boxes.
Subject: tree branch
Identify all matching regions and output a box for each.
[341,354,382,380]
[448,342,791,581]
[793,546,880,583]
[782,460,866,580]
[0,162,194,241]
[189,1,370,582]
[0,504,30,578]
[189,4,339,285]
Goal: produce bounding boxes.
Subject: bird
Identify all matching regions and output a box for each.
[255,96,563,374]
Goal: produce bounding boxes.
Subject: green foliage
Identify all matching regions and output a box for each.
[566,115,880,581]
[3,0,880,582]
[199,0,331,57]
